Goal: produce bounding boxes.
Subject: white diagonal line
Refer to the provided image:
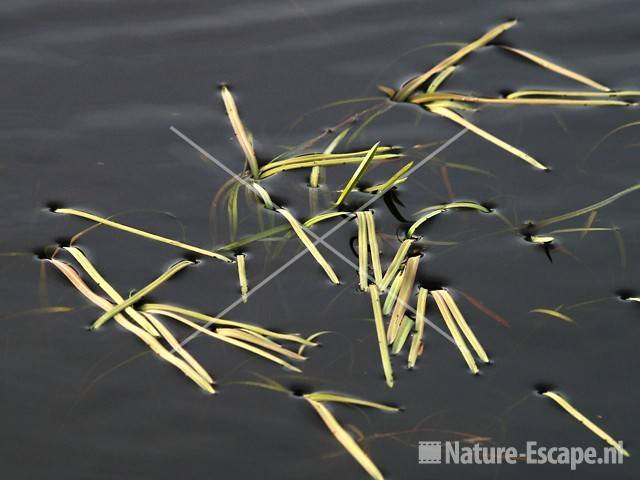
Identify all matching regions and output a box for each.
[170,126,467,347]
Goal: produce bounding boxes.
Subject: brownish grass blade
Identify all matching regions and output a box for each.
[387,255,420,343]
[220,84,259,178]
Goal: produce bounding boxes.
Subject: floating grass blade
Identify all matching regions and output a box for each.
[383,269,404,315]
[364,211,383,285]
[142,312,214,384]
[250,181,274,209]
[48,259,213,393]
[92,260,193,330]
[304,392,399,412]
[369,285,394,388]
[407,209,445,238]
[427,66,456,93]
[297,331,331,356]
[542,391,629,457]
[236,253,248,302]
[335,142,380,206]
[64,246,160,337]
[530,308,574,323]
[141,303,314,345]
[440,289,489,363]
[55,208,232,262]
[428,106,548,170]
[432,290,478,374]
[415,201,491,215]
[501,47,610,92]
[276,208,339,284]
[391,315,414,354]
[528,235,554,244]
[412,92,630,106]
[379,239,414,291]
[220,84,259,178]
[228,182,240,241]
[216,328,305,361]
[507,90,640,99]
[304,398,384,480]
[394,20,518,101]
[356,212,369,291]
[388,255,420,344]
[408,287,428,368]
[310,128,350,188]
[362,161,413,193]
[536,184,640,228]
[150,309,302,372]
[581,211,598,239]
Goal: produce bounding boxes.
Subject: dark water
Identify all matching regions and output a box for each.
[1,1,639,479]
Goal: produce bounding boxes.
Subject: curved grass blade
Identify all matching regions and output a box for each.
[407,209,445,237]
[432,290,478,374]
[141,304,314,345]
[297,331,331,356]
[356,212,369,291]
[250,181,274,209]
[220,84,259,178]
[276,208,339,284]
[408,287,428,368]
[387,255,420,343]
[428,106,548,170]
[227,182,240,241]
[92,260,194,330]
[304,392,398,412]
[55,208,232,262]
[362,161,413,194]
[64,246,160,337]
[536,184,640,228]
[236,253,248,302]
[364,211,383,285]
[335,143,380,206]
[580,211,598,240]
[259,153,401,178]
[427,66,456,93]
[379,239,414,291]
[415,201,491,215]
[440,289,489,362]
[369,285,393,388]
[305,398,384,480]
[391,315,414,354]
[530,308,574,323]
[500,46,610,92]
[508,90,640,99]
[542,391,629,457]
[394,20,517,101]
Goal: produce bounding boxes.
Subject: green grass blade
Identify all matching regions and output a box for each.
[364,211,383,285]
[379,239,414,291]
[304,392,399,412]
[427,66,456,93]
[369,285,394,388]
[383,269,404,315]
[408,287,428,368]
[391,315,414,354]
[356,212,369,291]
[387,255,419,343]
[362,161,414,193]
[335,142,380,206]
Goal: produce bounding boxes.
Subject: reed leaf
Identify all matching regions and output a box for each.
[364,211,383,285]
[335,143,380,206]
[508,90,640,99]
[415,201,491,215]
[216,328,305,361]
[362,161,413,193]
[500,47,610,92]
[394,20,517,101]
[305,398,384,480]
[379,239,414,291]
[432,290,478,374]
[250,182,274,209]
[542,391,629,457]
[228,182,240,241]
[369,285,394,388]
[581,211,598,239]
[304,392,399,412]
[356,212,369,291]
[55,208,232,262]
[236,253,248,302]
[220,84,259,178]
[383,269,404,316]
[427,66,456,93]
[440,289,489,362]
[92,260,194,330]
[427,106,548,170]
[310,128,350,188]
[408,287,428,368]
[530,308,574,323]
[388,256,420,344]
[277,208,339,284]
[407,209,445,237]
[391,316,414,354]
[412,92,630,107]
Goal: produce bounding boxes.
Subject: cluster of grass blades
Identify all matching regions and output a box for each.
[47,248,319,393]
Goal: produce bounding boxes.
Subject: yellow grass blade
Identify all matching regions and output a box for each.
[407,209,445,237]
[542,391,629,457]
[408,287,428,368]
[391,315,414,354]
[141,303,313,344]
[216,328,305,361]
[356,212,369,291]
[428,106,548,170]
[369,285,394,388]
[412,92,630,106]
[440,290,489,362]
[304,392,399,412]
[297,331,330,356]
[364,211,383,285]
[536,184,640,228]
[530,308,574,323]
[415,201,490,215]
[508,90,640,99]
[310,128,350,188]
[529,235,554,244]
[427,66,456,93]
[250,182,274,209]
[92,260,194,329]
[277,208,339,284]
[362,161,413,193]
[220,84,259,178]
[379,239,414,291]
[63,246,160,337]
[335,143,380,206]
[387,256,420,343]
[383,269,404,316]
[55,208,232,262]
[432,290,478,374]
[149,309,302,372]
[501,47,610,92]
[305,398,384,480]
[48,259,213,393]
[236,253,249,302]
[394,20,517,101]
